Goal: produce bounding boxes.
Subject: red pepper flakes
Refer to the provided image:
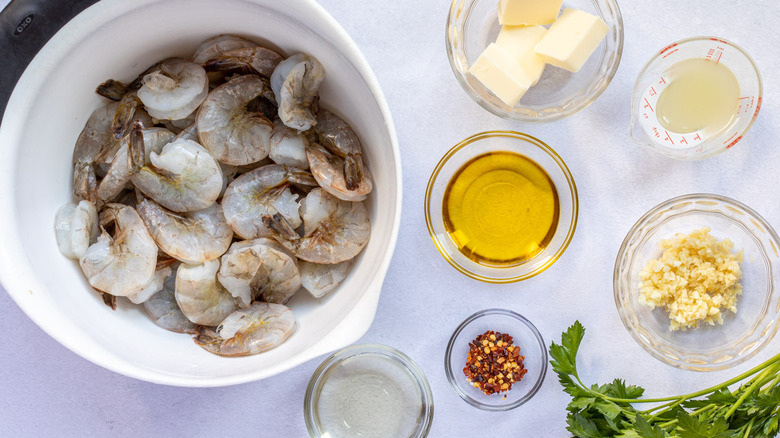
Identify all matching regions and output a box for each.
[463,330,527,396]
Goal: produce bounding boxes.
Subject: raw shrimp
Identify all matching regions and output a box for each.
[79,204,157,296]
[137,198,233,264]
[144,268,198,334]
[137,58,209,120]
[175,259,238,326]
[314,109,369,191]
[193,302,295,357]
[131,139,223,212]
[197,74,273,165]
[264,188,370,264]
[271,53,325,131]
[127,265,173,304]
[199,36,283,78]
[269,117,309,169]
[72,102,122,203]
[193,34,258,65]
[306,144,372,202]
[96,122,144,204]
[97,123,171,204]
[221,164,317,239]
[54,200,98,260]
[217,238,302,307]
[299,260,352,298]
[95,79,128,101]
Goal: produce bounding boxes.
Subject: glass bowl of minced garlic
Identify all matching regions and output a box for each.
[614,193,780,372]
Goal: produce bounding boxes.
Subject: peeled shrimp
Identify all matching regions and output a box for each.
[197,75,273,166]
[54,200,98,260]
[137,58,209,120]
[144,269,198,334]
[131,139,223,212]
[127,265,173,304]
[97,122,144,203]
[265,188,370,264]
[175,259,238,326]
[299,260,352,298]
[193,34,257,64]
[72,102,121,203]
[306,144,372,202]
[137,198,233,264]
[194,302,295,357]
[221,164,316,239]
[217,238,302,307]
[269,117,309,169]
[314,109,370,191]
[79,204,157,296]
[270,53,325,131]
[198,35,283,78]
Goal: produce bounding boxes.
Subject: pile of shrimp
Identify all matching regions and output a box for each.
[54,35,372,357]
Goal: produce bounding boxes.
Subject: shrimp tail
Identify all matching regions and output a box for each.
[112,95,140,140]
[344,154,364,191]
[73,162,98,204]
[287,168,319,189]
[96,79,128,101]
[127,121,145,174]
[263,213,299,241]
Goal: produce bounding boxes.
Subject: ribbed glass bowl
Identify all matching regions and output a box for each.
[446,0,623,121]
[424,131,578,283]
[614,194,780,371]
[444,309,547,411]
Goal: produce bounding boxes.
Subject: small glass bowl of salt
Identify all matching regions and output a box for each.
[304,344,434,438]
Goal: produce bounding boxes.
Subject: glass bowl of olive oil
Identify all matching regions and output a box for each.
[425,131,578,283]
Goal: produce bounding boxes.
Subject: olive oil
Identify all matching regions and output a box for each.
[442,151,559,265]
[656,58,740,134]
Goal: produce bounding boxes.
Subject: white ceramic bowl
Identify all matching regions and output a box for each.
[0,0,401,386]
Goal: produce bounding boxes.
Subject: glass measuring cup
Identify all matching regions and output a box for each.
[630,37,762,160]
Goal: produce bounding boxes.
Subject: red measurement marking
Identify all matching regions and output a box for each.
[660,43,678,54]
[662,48,679,59]
[658,77,667,85]
[643,113,649,119]
[649,86,657,96]
[723,132,739,145]
[754,97,763,118]
[652,127,661,138]
[716,51,722,64]
[664,130,674,144]
[644,98,654,112]
[725,136,742,149]
[680,136,688,145]
[693,133,701,141]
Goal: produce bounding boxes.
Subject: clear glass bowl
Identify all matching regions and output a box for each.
[444,309,547,411]
[614,194,780,371]
[424,131,578,283]
[304,344,434,438]
[629,37,762,160]
[446,0,624,122]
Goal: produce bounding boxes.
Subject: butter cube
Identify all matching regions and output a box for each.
[533,8,609,73]
[498,0,563,26]
[469,43,537,106]
[495,25,547,85]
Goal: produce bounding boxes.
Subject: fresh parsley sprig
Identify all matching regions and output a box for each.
[550,321,780,437]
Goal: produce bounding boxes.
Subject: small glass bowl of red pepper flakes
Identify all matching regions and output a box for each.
[445,309,547,411]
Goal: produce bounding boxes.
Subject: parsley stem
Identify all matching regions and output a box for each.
[593,351,780,405]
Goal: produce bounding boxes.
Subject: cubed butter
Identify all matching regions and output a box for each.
[495,25,547,85]
[533,8,609,73]
[469,43,537,106]
[497,0,563,25]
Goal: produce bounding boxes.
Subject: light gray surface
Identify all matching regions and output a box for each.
[1,0,779,436]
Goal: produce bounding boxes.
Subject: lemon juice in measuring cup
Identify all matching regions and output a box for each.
[630,37,762,160]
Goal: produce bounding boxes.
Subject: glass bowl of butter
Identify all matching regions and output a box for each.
[424,131,578,283]
[446,0,623,122]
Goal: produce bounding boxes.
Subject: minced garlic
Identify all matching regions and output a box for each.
[638,227,743,331]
